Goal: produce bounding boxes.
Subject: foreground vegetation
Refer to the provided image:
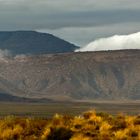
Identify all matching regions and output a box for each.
[0,111,140,140]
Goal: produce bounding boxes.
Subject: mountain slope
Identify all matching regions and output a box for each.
[0,50,139,101]
[0,31,79,55]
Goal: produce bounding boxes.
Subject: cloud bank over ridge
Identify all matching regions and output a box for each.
[75,32,140,52]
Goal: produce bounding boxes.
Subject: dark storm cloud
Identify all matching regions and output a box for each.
[0,0,140,45]
[0,0,140,30]
[1,9,140,30]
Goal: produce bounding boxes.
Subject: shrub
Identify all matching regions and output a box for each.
[0,110,139,139]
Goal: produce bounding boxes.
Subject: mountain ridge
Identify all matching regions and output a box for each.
[0,49,139,102]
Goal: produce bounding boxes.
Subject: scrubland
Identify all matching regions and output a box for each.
[0,110,140,140]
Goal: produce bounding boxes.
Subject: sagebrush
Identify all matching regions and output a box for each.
[0,111,139,140]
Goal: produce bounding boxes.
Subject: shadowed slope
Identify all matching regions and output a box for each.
[0,31,79,55]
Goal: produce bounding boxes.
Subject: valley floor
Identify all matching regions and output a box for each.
[0,101,139,118]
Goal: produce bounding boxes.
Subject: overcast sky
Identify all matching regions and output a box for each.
[0,0,140,46]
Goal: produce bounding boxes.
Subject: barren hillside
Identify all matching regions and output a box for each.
[0,50,139,101]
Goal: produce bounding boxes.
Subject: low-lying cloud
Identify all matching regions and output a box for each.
[75,32,140,52]
[0,49,11,58]
[0,49,28,62]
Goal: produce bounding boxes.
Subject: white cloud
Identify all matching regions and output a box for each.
[75,32,140,52]
[0,49,11,58]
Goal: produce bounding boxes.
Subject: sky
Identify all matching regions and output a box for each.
[0,0,140,46]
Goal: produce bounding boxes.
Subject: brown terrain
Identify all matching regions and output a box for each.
[0,49,139,102]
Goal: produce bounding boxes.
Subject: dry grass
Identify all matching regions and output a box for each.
[0,110,139,140]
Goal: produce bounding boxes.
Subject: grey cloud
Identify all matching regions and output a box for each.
[1,0,140,11]
[0,0,140,30]
[0,9,140,30]
[39,22,140,46]
[0,0,140,45]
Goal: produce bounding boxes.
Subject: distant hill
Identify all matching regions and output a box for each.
[0,50,139,102]
[0,31,79,55]
[0,92,53,102]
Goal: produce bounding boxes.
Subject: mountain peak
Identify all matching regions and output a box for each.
[0,31,79,55]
